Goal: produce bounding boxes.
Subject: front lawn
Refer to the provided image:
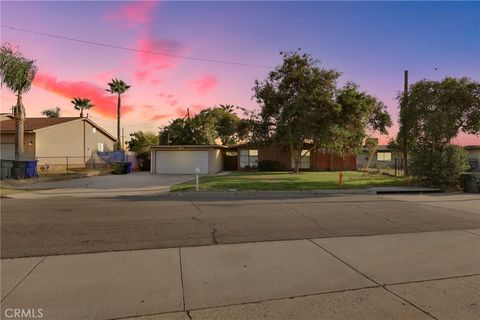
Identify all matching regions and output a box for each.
[171,171,408,192]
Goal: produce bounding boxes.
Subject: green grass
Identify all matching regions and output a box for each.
[171,171,409,192]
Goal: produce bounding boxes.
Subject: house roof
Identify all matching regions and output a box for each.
[0,117,79,131]
[0,117,118,142]
[464,145,480,150]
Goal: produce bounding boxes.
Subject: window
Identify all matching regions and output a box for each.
[377,152,392,162]
[226,151,238,156]
[291,150,311,169]
[97,143,104,152]
[92,127,96,133]
[239,149,258,168]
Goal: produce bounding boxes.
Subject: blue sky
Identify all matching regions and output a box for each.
[1,1,479,143]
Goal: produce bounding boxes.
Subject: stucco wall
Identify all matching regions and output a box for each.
[84,121,116,159]
[208,148,224,173]
[35,119,116,166]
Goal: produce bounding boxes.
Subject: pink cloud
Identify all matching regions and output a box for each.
[189,75,219,96]
[150,78,163,86]
[134,70,149,82]
[93,69,118,83]
[168,99,178,107]
[174,104,205,118]
[151,114,170,121]
[157,92,165,97]
[33,72,134,119]
[136,38,184,70]
[104,1,157,29]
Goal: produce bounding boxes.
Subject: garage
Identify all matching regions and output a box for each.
[0,143,15,160]
[150,145,224,174]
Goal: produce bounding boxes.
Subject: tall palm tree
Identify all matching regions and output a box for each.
[0,44,38,160]
[107,78,131,150]
[71,97,94,118]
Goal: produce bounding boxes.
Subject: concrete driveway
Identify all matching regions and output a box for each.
[5,172,193,199]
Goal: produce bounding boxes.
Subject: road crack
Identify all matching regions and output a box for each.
[283,204,320,226]
[191,200,219,245]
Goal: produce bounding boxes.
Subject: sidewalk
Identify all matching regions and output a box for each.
[1,230,479,320]
[1,172,193,199]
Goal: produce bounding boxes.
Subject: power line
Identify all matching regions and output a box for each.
[1,24,271,69]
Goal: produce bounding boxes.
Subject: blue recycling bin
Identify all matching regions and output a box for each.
[25,160,38,178]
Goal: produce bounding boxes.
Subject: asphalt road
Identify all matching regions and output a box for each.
[2,193,479,258]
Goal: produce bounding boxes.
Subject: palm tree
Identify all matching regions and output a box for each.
[41,107,61,118]
[0,44,38,160]
[71,97,94,118]
[107,78,131,150]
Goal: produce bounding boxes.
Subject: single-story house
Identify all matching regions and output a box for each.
[150,143,356,174]
[356,145,402,170]
[0,117,117,167]
[464,145,480,171]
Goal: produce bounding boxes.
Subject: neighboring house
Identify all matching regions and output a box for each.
[356,145,402,170]
[233,144,356,171]
[464,145,480,171]
[0,117,117,167]
[150,143,356,174]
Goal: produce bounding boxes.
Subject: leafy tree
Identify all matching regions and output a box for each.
[41,107,61,118]
[253,51,391,173]
[0,43,38,160]
[127,131,159,154]
[127,131,159,171]
[395,77,480,188]
[107,78,131,150]
[71,97,94,118]
[159,106,247,146]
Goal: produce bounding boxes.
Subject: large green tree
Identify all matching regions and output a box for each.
[253,51,391,173]
[159,106,247,145]
[395,77,480,188]
[127,131,159,154]
[107,78,131,150]
[0,44,37,160]
[71,97,94,118]
[41,107,61,118]
[398,77,480,150]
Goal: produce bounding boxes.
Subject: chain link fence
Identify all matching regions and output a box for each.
[35,153,114,175]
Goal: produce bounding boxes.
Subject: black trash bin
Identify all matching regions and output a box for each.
[461,173,480,193]
[12,161,27,179]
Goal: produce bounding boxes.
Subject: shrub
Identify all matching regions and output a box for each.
[258,160,284,171]
[136,151,151,171]
[410,144,469,190]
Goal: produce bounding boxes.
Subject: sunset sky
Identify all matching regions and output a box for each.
[1,1,479,145]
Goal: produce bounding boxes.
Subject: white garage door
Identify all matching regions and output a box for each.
[156,151,209,174]
[0,143,15,160]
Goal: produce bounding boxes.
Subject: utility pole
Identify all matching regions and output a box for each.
[402,70,409,176]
